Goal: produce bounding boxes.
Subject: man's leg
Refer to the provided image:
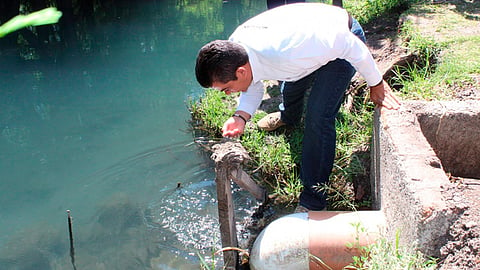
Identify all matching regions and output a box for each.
[257,72,314,131]
[280,72,316,126]
[298,59,356,210]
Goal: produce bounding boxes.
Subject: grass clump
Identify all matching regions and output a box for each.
[391,0,480,100]
[390,19,446,100]
[188,88,236,138]
[241,126,304,204]
[328,101,374,210]
[345,0,417,25]
[347,230,438,270]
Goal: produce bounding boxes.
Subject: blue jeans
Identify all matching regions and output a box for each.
[280,19,366,210]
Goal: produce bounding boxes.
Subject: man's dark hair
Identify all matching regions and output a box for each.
[195,40,248,88]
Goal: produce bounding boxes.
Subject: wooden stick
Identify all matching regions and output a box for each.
[67,210,77,270]
[215,166,238,270]
[211,141,267,269]
[230,168,266,202]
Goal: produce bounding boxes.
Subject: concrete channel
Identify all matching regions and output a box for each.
[371,100,480,257]
[249,100,479,269]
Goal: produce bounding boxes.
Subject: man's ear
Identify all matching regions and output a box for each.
[236,64,250,79]
[236,66,246,78]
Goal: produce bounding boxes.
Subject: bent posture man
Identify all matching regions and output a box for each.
[195,3,400,211]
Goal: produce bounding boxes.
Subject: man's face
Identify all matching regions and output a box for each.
[211,64,252,95]
[211,78,249,95]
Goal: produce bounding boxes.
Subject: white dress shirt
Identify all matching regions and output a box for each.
[228,3,382,116]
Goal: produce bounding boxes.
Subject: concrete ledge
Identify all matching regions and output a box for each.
[372,100,479,257]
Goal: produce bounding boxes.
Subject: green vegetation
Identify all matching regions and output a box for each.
[345,0,414,25]
[328,102,374,210]
[347,229,438,270]
[391,1,480,100]
[241,123,304,203]
[188,89,236,138]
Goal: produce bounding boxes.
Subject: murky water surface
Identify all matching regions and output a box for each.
[0,1,265,269]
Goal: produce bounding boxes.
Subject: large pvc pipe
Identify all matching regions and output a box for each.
[250,211,385,270]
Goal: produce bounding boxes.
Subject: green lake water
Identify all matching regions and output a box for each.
[0,1,266,269]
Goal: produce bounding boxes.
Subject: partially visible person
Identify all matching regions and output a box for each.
[267,0,305,9]
[195,3,400,212]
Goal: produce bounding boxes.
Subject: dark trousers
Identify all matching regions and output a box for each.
[280,19,366,210]
[267,0,305,10]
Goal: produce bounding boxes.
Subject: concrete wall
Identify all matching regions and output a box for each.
[371,101,479,257]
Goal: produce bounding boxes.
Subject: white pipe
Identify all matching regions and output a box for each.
[250,211,385,270]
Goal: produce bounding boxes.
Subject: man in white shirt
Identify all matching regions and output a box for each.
[195,3,400,211]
